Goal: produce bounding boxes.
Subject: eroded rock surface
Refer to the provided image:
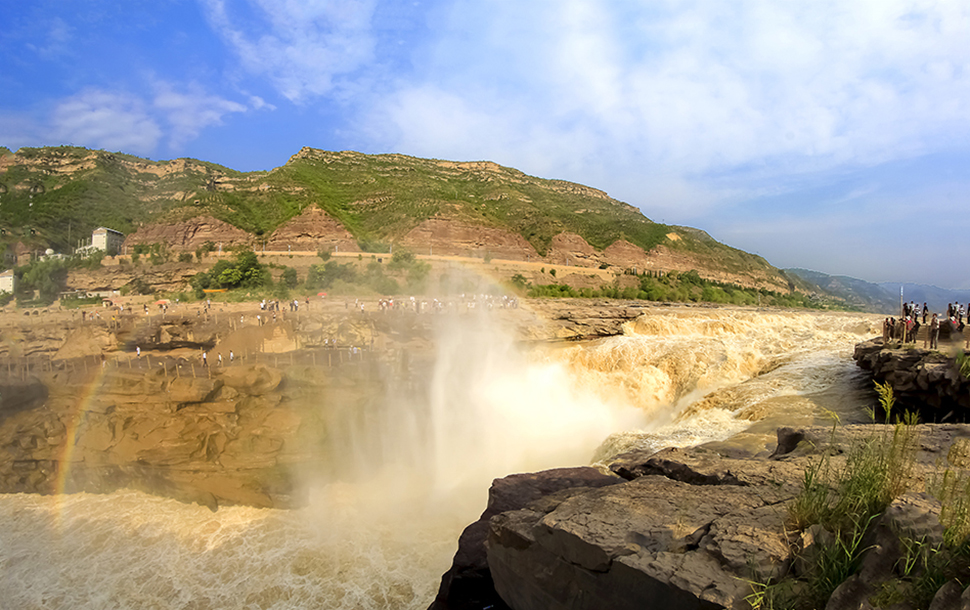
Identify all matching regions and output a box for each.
[0,356,415,510]
[438,424,970,610]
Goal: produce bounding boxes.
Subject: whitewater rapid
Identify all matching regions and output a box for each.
[0,307,881,610]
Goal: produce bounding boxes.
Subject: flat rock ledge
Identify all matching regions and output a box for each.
[853,338,970,421]
[432,424,970,610]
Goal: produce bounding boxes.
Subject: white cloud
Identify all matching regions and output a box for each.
[357,0,970,215]
[25,17,74,59]
[200,0,378,103]
[152,82,248,147]
[51,89,162,154]
[46,83,253,154]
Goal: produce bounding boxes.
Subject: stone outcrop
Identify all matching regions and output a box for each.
[435,424,970,610]
[66,261,200,294]
[123,215,252,252]
[400,218,540,261]
[265,206,360,253]
[601,239,649,268]
[853,338,970,420]
[545,232,599,267]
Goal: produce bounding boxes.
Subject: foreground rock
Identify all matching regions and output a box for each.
[435,424,970,610]
[853,338,970,421]
[429,467,622,610]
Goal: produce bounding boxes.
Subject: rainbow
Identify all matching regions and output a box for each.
[48,311,188,525]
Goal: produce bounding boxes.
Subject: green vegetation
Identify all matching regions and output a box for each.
[190,250,270,297]
[748,385,970,610]
[0,146,790,288]
[527,269,830,309]
[302,249,429,295]
[12,251,105,306]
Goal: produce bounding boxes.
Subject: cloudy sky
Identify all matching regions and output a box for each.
[2,1,969,288]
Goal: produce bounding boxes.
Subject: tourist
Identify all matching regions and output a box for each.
[922,303,928,324]
[202,352,207,366]
[229,350,234,363]
[930,314,940,350]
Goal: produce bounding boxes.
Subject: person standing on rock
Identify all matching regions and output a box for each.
[930,314,940,350]
[922,303,928,324]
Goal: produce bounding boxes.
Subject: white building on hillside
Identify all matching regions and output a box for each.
[0,269,15,294]
[77,226,125,256]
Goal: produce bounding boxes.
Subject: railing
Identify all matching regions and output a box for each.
[0,346,386,382]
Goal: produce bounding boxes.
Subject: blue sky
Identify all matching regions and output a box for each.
[2,1,969,288]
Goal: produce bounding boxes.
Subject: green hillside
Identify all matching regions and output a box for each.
[0,145,781,281]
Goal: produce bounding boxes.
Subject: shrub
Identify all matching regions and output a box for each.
[282,267,298,288]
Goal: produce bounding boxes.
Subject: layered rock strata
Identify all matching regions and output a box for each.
[265,206,360,252]
[123,215,252,252]
[0,358,412,509]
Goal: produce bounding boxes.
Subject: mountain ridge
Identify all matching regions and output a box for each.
[1,145,803,292]
[786,268,970,314]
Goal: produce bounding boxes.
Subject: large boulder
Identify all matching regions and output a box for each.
[486,474,791,610]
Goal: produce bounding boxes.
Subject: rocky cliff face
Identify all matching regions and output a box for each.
[853,338,970,421]
[123,215,253,252]
[400,218,540,261]
[0,357,410,510]
[434,425,970,610]
[265,206,360,252]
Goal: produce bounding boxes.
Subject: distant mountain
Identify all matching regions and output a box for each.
[786,268,898,314]
[876,283,970,316]
[787,268,970,315]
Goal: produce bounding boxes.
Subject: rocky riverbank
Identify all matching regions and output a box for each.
[431,424,970,610]
[853,338,970,422]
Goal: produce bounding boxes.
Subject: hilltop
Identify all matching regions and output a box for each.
[0,145,809,292]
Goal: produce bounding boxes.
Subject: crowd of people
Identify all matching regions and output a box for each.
[883,301,970,349]
[372,293,519,314]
